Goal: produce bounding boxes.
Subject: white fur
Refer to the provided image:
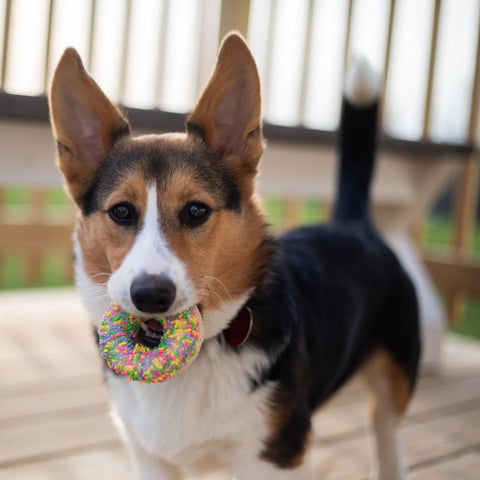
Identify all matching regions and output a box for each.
[106,331,283,479]
[344,56,381,107]
[108,183,196,318]
[202,292,251,339]
[74,235,110,328]
[77,237,298,478]
[365,372,408,480]
[75,181,312,478]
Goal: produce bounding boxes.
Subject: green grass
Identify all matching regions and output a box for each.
[450,300,480,339]
[1,187,73,289]
[1,256,26,289]
[425,213,480,257]
[424,214,453,252]
[1,254,72,290]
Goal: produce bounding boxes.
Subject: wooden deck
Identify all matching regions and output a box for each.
[1,288,479,480]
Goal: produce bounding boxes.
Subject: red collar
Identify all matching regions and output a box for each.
[223,307,253,347]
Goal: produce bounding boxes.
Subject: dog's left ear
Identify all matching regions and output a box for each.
[187,32,263,171]
[49,48,130,206]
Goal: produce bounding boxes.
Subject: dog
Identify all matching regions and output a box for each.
[49,32,420,480]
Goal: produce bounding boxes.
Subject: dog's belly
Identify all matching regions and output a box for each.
[106,340,273,468]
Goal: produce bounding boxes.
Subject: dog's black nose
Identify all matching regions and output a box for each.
[130,274,176,313]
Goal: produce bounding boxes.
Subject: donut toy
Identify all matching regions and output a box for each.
[98,303,203,384]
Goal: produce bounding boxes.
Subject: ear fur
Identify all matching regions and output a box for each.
[49,48,130,205]
[187,33,263,172]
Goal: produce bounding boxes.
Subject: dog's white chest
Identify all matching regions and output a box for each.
[106,340,272,465]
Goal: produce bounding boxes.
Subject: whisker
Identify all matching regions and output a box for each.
[89,272,111,282]
[202,286,223,308]
[194,275,233,301]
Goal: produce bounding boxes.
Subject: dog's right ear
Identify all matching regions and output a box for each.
[49,48,130,206]
[187,33,263,175]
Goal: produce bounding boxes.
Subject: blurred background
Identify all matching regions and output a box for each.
[0,0,478,334]
[0,1,480,478]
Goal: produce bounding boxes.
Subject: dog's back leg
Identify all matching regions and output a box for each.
[362,349,412,480]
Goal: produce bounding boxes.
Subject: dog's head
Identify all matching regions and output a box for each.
[49,33,270,337]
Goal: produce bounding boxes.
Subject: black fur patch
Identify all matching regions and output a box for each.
[242,222,420,468]
[81,136,241,215]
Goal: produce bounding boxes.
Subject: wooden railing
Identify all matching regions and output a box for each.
[0,0,479,322]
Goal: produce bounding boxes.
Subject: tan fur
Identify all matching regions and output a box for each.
[362,348,411,415]
[77,173,149,284]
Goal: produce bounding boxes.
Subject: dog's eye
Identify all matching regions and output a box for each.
[180,202,211,228]
[108,203,138,226]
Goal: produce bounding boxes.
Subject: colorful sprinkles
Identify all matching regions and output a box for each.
[98,303,203,384]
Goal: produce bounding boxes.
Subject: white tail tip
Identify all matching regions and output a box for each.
[344,57,381,107]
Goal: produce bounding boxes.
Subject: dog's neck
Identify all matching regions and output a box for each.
[202,230,276,342]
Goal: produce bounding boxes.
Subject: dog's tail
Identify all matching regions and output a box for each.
[333,57,381,224]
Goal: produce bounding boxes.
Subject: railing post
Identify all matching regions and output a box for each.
[1,0,12,90]
[87,0,97,71]
[218,0,251,41]
[380,0,396,122]
[43,0,55,93]
[154,0,170,108]
[446,2,480,322]
[422,0,442,139]
[298,0,315,125]
[195,0,222,95]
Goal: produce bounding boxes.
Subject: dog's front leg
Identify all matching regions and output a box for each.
[124,425,184,480]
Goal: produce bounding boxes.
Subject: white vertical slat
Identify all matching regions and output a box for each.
[348,0,391,72]
[303,0,349,130]
[264,0,310,126]
[89,0,127,102]
[117,0,132,103]
[4,0,50,95]
[429,0,480,143]
[384,0,436,140]
[195,0,221,96]
[247,0,275,112]
[161,0,201,113]
[298,0,315,125]
[121,0,165,109]
[153,0,170,111]
[48,0,92,84]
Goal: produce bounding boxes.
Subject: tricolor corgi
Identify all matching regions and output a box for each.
[49,32,420,480]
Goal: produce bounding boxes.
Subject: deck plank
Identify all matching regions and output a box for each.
[1,288,480,479]
[0,447,132,480]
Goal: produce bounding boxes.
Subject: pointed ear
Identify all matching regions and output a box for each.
[187,33,263,169]
[49,47,130,205]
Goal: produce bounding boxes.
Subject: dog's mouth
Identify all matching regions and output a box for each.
[135,304,203,349]
[138,319,164,348]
